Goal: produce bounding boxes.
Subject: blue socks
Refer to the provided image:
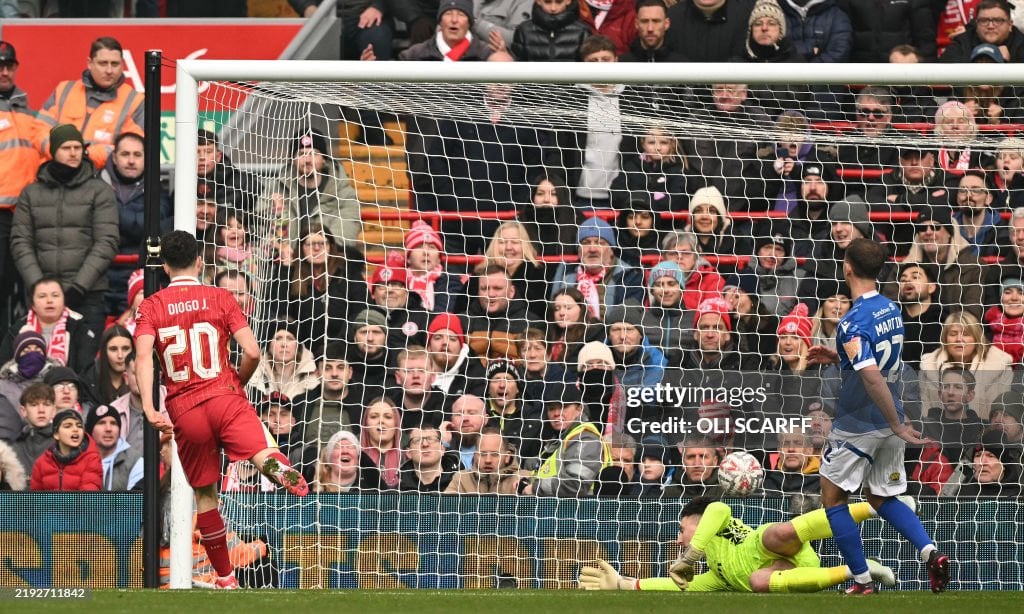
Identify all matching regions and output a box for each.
[826,504,869,577]
[877,497,933,554]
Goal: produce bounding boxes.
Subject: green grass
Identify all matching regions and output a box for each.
[5,590,1021,614]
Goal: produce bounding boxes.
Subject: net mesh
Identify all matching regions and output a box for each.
[188,73,1024,590]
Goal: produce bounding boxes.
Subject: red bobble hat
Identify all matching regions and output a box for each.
[404,220,444,251]
[777,303,812,348]
[696,297,733,332]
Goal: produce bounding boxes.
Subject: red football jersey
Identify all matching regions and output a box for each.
[134,277,250,418]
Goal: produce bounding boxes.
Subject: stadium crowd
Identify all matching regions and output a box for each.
[0,0,1023,509]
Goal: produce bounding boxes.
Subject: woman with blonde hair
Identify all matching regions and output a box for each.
[472,221,549,306]
[933,101,994,174]
[920,311,1013,419]
[809,292,851,351]
[359,397,402,489]
[313,431,381,493]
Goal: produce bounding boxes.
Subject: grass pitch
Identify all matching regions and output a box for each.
[5,590,1020,614]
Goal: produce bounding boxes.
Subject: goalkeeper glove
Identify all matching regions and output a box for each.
[668,546,705,587]
[578,560,637,590]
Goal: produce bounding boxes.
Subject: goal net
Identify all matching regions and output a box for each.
[173,60,1024,590]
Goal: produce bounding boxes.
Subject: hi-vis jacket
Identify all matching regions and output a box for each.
[0,87,41,210]
[534,421,612,497]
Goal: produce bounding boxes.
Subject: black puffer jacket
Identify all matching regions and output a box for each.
[837,0,937,61]
[512,1,590,62]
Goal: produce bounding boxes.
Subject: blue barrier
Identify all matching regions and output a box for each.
[1,493,1021,590]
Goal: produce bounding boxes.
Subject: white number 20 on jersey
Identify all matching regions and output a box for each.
[158,323,222,382]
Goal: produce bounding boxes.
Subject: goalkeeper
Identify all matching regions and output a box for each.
[579,498,895,593]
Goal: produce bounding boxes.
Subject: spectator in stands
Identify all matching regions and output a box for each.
[194,183,220,244]
[949,430,1022,497]
[474,0,534,51]
[759,111,834,215]
[936,0,984,56]
[614,194,661,267]
[247,324,319,400]
[473,221,549,307]
[445,426,527,493]
[677,297,746,370]
[934,101,993,174]
[525,381,610,496]
[344,308,392,399]
[549,217,645,318]
[939,0,1024,61]
[778,0,852,61]
[511,0,589,60]
[988,389,1024,443]
[45,366,91,416]
[835,86,900,196]
[80,325,132,405]
[386,345,446,429]
[114,269,144,334]
[685,186,748,269]
[885,45,940,123]
[620,0,683,61]
[662,438,723,497]
[258,392,319,483]
[196,129,259,215]
[521,327,565,398]
[360,397,402,489]
[399,425,462,491]
[880,205,984,318]
[993,137,1024,210]
[292,343,362,445]
[956,50,1024,124]
[256,131,362,247]
[10,382,55,477]
[203,209,257,286]
[954,169,1006,258]
[36,37,143,170]
[920,311,1013,419]
[216,269,255,318]
[984,277,1024,364]
[312,430,381,492]
[520,173,580,258]
[986,207,1024,307]
[837,0,936,61]
[465,265,534,361]
[102,133,171,316]
[739,0,799,61]
[665,0,755,61]
[788,164,839,259]
[579,0,638,55]
[395,0,493,59]
[292,0,396,60]
[426,313,487,404]
[0,439,26,490]
[798,196,873,311]
[724,281,780,365]
[441,393,488,469]
[0,41,38,341]
[368,265,429,351]
[29,408,102,491]
[897,262,944,368]
[12,124,119,340]
[547,288,604,373]
[660,230,727,308]
[0,278,96,375]
[808,291,848,352]
[642,260,696,366]
[103,353,150,453]
[734,229,805,320]
[767,304,819,414]
[763,430,821,495]
[86,404,142,491]
[611,126,689,213]
[484,359,543,460]
[634,443,675,498]
[404,221,466,314]
[921,367,985,460]
[866,146,952,255]
[0,329,53,418]
[604,301,666,393]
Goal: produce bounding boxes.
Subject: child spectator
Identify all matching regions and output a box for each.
[0,329,52,413]
[984,278,1024,366]
[11,382,57,477]
[993,137,1024,210]
[615,194,661,267]
[512,0,590,61]
[404,221,466,314]
[204,209,257,284]
[637,444,675,498]
[30,408,102,491]
[611,125,689,213]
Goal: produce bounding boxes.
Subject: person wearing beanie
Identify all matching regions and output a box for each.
[878,204,984,320]
[993,136,1024,210]
[604,300,666,390]
[743,0,798,62]
[12,123,119,342]
[10,329,47,380]
[738,223,806,321]
[403,220,464,314]
[86,403,144,491]
[482,358,543,461]
[253,129,361,248]
[369,265,429,351]
[397,0,492,61]
[797,194,877,313]
[686,185,747,270]
[952,430,1023,498]
[790,162,840,259]
[29,406,103,491]
[425,312,487,406]
[771,303,815,399]
[642,259,697,366]
[676,297,755,372]
[989,389,1024,445]
[614,193,662,267]
[550,218,644,319]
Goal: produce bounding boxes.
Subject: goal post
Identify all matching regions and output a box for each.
[168,58,1024,590]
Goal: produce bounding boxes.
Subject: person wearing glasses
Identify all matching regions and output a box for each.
[952,169,1007,258]
[399,425,463,492]
[836,86,900,197]
[939,0,1024,62]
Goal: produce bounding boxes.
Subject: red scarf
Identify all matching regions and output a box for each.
[407,265,443,310]
[27,308,70,367]
[938,147,972,173]
[576,266,606,318]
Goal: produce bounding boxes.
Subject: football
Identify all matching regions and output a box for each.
[718,451,764,496]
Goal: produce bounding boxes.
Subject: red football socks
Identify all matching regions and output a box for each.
[196,509,233,577]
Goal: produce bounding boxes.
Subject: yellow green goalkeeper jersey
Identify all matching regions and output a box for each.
[640,501,820,592]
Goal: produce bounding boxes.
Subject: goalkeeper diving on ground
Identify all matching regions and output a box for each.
[578,498,896,593]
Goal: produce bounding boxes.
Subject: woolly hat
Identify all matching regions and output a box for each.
[370,265,408,289]
[325,430,361,457]
[974,430,1019,465]
[992,390,1024,425]
[689,186,730,232]
[577,217,617,248]
[43,366,79,387]
[427,312,466,347]
[127,269,145,306]
[777,303,813,349]
[14,328,46,357]
[53,408,83,431]
[292,131,330,157]
[829,195,872,240]
[85,404,121,433]
[754,230,792,258]
[648,260,685,289]
[748,0,787,37]
[578,340,615,370]
[604,301,646,338]
[352,308,387,332]
[544,381,583,407]
[49,124,84,158]
[404,220,444,251]
[437,0,474,25]
[1003,278,1024,294]
[485,359,522,387]
[695,297,732,332]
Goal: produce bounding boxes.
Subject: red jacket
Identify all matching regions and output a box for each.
[682,264,726,311]
[30,436,103,492]
[579,0,637,56]
[985,305,1024,367]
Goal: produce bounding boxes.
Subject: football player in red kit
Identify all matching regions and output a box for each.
[134,230,308,589]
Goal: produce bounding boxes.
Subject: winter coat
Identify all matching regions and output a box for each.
[465,297,535,360]
[610,153,690,213]
[985,306,1024,366]
[107,394,151,454]
[254,161,361,247]
[762,468,821,495]
[398,450,462,492]
[0,309,98,376]
[902,303,944,369]
[612,336,667,388]
[0,439,27,491]
[665,0,755,62]
[533,420,610,497]
[642,302,696,365]
[399,32,494,61]
[198,152,261,214]
[919,346,1014,420]
[444,450,530,494]
[12,423,54,478]
[99,437,144,491]
[681,261,727,310]
[619,37,687,62]
[30,435,103,491]
[512,1,590,61]
[578,0,638,56]
[836,0,937,61]
[246,346,320,400]
[549,258,646,318]
[487,401,544,463]
[520,202,581,258]
[921,406,984,462]
[734,256,806,319]
[789,201,832,259]
[473,0,534,47]
[780,0,853,62]
[11,159,120,293]
[939,19,1024,62]
[954,209,1007,260]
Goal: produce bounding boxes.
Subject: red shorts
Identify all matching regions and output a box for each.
[171,395,271,488]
